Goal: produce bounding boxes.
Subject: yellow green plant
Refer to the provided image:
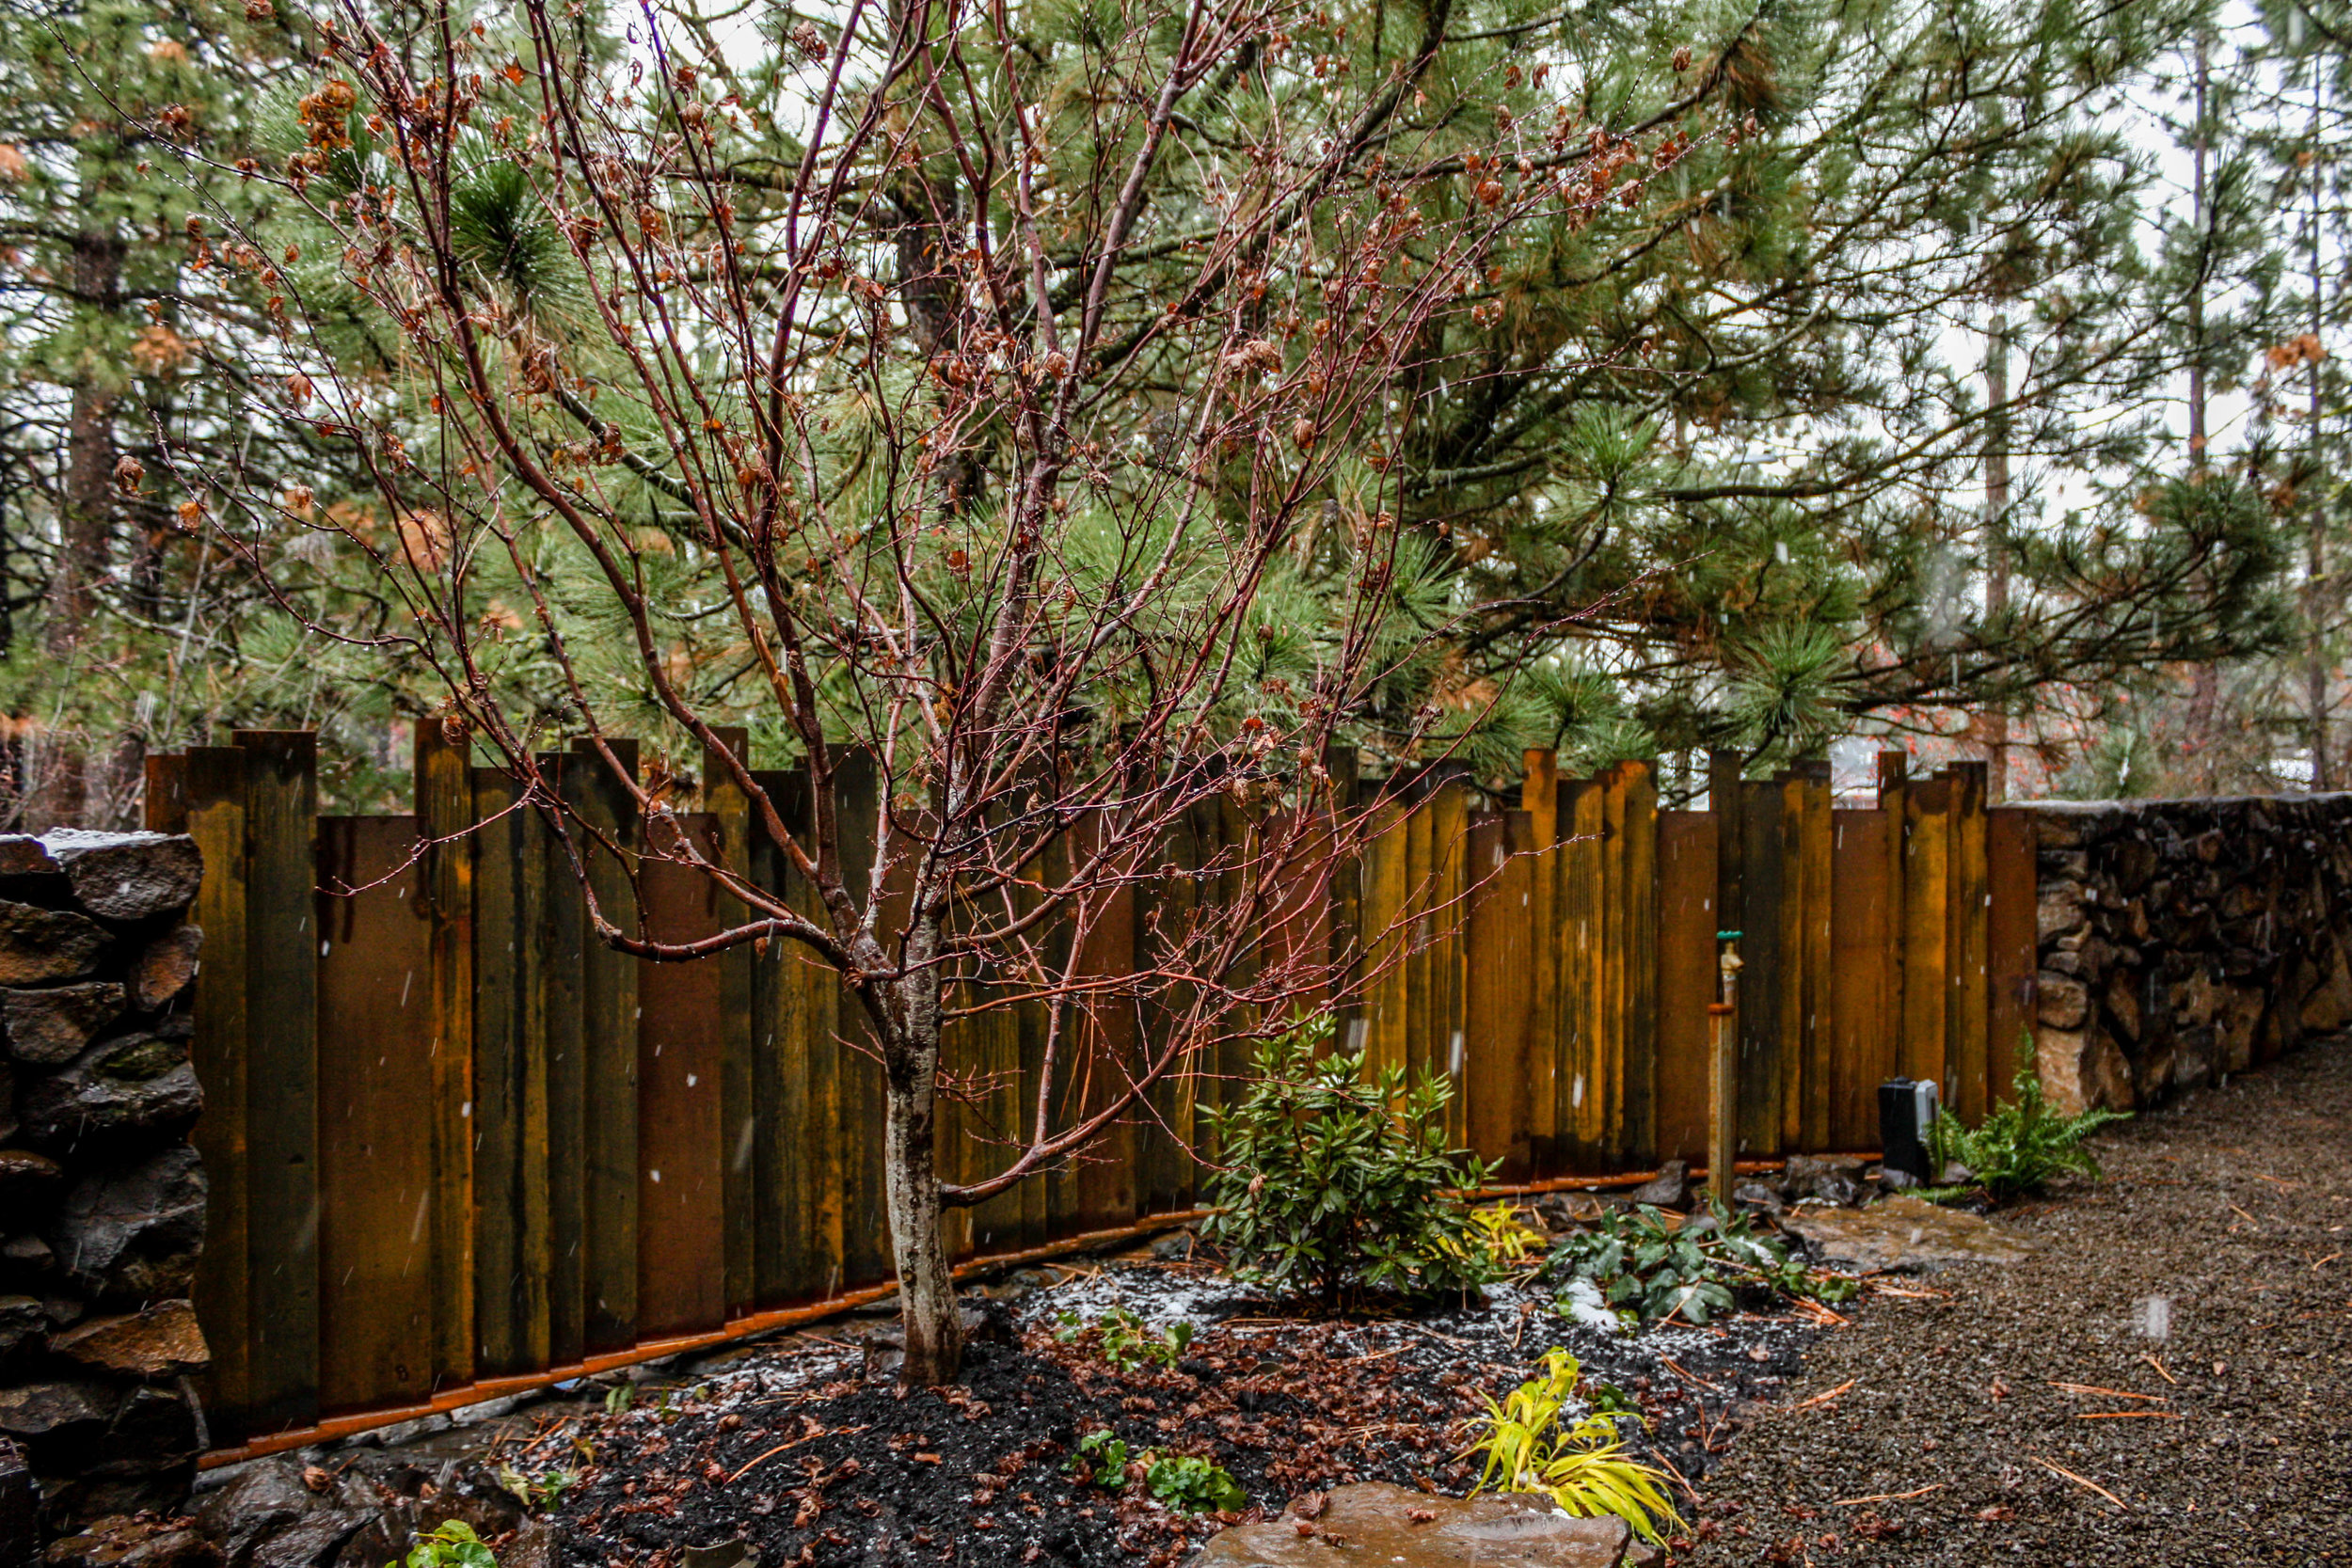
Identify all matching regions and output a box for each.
[1477,1201,1548,1266]
[1463,1350,1683,1544]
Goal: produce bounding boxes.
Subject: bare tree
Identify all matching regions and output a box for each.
[165,0,1686,1382]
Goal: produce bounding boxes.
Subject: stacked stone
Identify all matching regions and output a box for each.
[0,831,208,1532]
[2027,794,2352,1116]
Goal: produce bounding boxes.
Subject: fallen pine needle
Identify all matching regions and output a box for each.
[1833,1483,1942,1507]
[725,1425,870,1484]
[2077,1410,2182,1419]
[2050,1383,2168,1402]
[2313,1253,2342,1272]
[2142,1354,2178,1386]
[1867,1281,1951,1299]
[1659,1356,1724,1393]
[2228,1202,2260,1227]
[1787,1379,1858,1413]
[1792,1296,1851,1327]
[2034,1456,2128,1509]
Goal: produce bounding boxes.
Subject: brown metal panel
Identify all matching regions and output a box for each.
[1986,808,2039,1105]
[636,828,728,1338]
[1831,810,1893,1150]
[1653,811,1716,1164]
[314,816,435,1415]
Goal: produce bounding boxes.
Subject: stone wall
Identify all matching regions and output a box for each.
[0,831,208,1532]
[2026,794,2352,1115]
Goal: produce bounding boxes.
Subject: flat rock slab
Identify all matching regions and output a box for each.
[1189,1483,1656,1568]
[1782,1193,2036,1273]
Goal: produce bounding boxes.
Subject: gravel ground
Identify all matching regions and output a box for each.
[1677,1034,2352,1566]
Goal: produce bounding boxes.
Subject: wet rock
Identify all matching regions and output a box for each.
[39,835,203,925]
[1780,1156,1865,1207]
[22,1037,202,1151]
[0,1295,50,1357]
[1626,1160,1692,1212]
[41,1513,215,1568]
[0,1150,64,1209]
[0,1436,31,1566]
[327,1489,521,1568]
[93,1386,199,1469]
[1150,1229,1198,1261]
[194,1464,323,1566]
[0,840,62,880]
[1534,1192,1609,1230]
[0,1380,116,1444]
[0,905,106,988]
[1188,1482,1650,1568]
[1781,1193,2036,1274]
[51,1301,208,1379]
[246,1513,370,1568]
[2,986,126,1067]
[497,1521,563,1568]
[1729,1182,1785,1214]
[1938,1162,1976,1187]
[50,1147,207,1304]
[128,927,202,1014]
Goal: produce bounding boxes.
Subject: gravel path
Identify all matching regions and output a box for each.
[1678,1034,2352,1566]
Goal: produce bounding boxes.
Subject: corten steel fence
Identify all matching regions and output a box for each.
[145,734,2037,1451]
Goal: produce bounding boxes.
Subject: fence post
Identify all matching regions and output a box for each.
[1876,752,1910,1108]
[1708,752,1745,1194]
[566,737,641,1352]
[1947,760,1992,1124]
[416,724,476,1390]
[1521,751,1560,1169]
[234,730,319,1434]
[703,729,756,1317]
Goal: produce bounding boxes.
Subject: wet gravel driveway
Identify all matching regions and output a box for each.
[1677,1034,2352,1566]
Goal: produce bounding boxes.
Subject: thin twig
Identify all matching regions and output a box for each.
[1832,1483,1941,1507]
[2033,1456,2128,1509]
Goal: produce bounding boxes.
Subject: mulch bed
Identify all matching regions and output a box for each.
[1675,1032,2352,1566]
[525,1261,1832,1568]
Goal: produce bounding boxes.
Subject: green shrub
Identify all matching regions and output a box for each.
[1054,1306,1194,1373]
[1200,1014,1498,1307]
[1143,1453,1247,1513]
[1066,1432,1246,1513]
[1927,1056,2132,1202]
[1464,1350,1682,1544]
[1545,1203,1855,1324]
[390,1524,497,1568]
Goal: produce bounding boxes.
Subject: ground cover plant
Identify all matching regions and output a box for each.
[1200,1017,1500,1308]
[1545,1204,1859,1325]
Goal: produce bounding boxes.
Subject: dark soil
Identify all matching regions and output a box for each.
[523,1262,1820,1568]
[1677,1033,2352,1566]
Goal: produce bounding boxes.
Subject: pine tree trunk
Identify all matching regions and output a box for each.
[26,227,124,831]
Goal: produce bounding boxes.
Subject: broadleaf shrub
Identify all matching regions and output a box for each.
[1201,1014,1498,1307]
[1545,1203,1856,1323]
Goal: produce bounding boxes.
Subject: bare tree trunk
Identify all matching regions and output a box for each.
[877,920,963,1386]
